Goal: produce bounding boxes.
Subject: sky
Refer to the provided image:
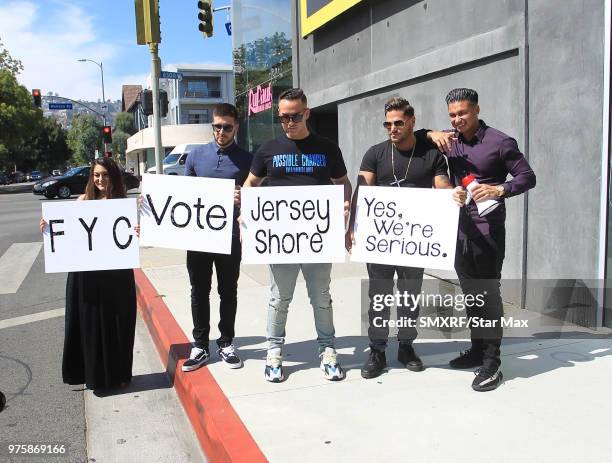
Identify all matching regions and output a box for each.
[0,0,234,101]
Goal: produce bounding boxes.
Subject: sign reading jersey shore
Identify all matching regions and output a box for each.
[139,174,235,253]
[241,185,345,264]
[351,187,459,270]
[300,0,366,37]
[42,199,139,273]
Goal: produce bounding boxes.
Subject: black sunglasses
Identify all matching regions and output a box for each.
[212,123,234,133]
[278,113,305,124]
[383,120,406,130]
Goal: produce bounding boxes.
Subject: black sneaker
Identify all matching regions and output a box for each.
[449,348,483,369]
[182,346,210,372]
[361,348,387,379]
[217,344,243,369]
[472,367,503,392]
[397,343,424,372]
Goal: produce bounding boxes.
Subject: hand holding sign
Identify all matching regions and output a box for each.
[351,186,459,270]
[41,198,139,273]
[240,185,345,264]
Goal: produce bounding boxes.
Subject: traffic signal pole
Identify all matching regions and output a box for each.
[150,42,164,176]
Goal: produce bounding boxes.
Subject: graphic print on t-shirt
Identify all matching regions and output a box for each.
[271,153,327,174]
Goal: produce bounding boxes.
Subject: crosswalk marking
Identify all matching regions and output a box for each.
[0,242,42,294]
[0,307,65,330]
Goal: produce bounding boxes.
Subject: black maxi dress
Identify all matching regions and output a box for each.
[62,269,137,390]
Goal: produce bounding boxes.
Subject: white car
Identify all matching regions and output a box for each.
[147,143,206,175]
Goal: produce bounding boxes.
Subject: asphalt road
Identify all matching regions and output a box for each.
[0,190,139,463]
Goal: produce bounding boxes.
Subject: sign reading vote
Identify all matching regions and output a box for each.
[240,185,345,264]
[351,186,459,270]
[42,199,139,273]
[139,174,235,253]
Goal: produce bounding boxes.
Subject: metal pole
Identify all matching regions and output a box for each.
[100,62,108,153]
[150,42,163,175]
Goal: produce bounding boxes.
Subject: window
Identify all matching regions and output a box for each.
[182,78,222,98]
[187,109,210,124]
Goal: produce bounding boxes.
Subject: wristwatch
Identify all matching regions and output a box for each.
[495,185,505,198]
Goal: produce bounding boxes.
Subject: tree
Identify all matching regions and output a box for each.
[32,118,71,172]
[0,36,23,76]
[67,114,102,165]
[0,70,43,170]
[114,112,136,135]
[111,130,130,163]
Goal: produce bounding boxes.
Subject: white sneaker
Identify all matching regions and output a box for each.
[217,344,243,369]
[264,348,284,383]
[182,346,209,372]
[320,347,345,381]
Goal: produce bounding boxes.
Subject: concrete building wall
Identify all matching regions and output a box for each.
[294,0,608,310]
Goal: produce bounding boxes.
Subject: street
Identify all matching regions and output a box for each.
[0,191,204,463]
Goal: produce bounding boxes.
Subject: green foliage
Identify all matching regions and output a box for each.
[67,114,103,165]
[0,36,23,76]
[114,112,136,135]
[31,117,71,172]
[0,69,43,170]
[111,130,130,162]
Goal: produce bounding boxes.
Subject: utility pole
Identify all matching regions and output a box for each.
[135,0,163,174]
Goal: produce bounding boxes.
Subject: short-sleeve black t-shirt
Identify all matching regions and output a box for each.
[360,139,448,188]
[250,133,347,186]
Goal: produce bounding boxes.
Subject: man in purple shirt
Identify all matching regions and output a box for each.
[430,88,536,392]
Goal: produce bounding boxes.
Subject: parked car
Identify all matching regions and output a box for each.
[0,172,8,185]
[29,170,43,181]
[33,166,140,199]
[8,171,25,183]
[146,143,207,175]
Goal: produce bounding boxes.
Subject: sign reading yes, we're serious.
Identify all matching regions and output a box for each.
[351,186,459,271]
[240,185,345,264]
[139,174,235,254]
[42,199,139,273]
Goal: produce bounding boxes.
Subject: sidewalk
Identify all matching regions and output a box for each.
[137,246,612,463]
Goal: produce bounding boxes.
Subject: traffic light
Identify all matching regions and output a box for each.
[32,89,41,108]
[160,89,168,117]
[135,0,161,44]
[140,90,153,115]
[198,1,213,38]
[139,89,167,117]
[102,126,112,144]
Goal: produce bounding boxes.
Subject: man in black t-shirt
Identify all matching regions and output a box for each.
[243,88,352,383]
[347,97,455,379]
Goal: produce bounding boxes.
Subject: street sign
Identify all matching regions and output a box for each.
[48,103,73,110]
[225,22,232,36]
[160,71,183,80]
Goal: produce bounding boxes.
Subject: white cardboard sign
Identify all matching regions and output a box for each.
[351,186,459,270]
[42,198,139,273]
[240,185,346,264]
[139,174,235,253]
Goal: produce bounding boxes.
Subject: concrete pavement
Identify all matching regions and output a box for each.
[137,246,612,463]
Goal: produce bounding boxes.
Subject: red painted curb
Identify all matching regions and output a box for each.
[134,268,268,463]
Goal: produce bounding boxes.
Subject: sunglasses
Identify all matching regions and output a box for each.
[212,124,234,133]
[383,120,406,130]
[278,113,305,124]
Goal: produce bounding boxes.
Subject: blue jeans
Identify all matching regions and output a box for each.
[267,263,335,353]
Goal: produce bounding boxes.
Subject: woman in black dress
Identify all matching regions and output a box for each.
[40,157,138,390]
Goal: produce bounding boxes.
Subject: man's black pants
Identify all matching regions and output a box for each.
[455,227,506,371]
[367,263,424,351]
[186,235,241,349]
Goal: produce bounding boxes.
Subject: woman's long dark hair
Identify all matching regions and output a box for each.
[83,157,126,200]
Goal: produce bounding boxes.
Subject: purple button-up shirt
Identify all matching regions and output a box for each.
[447,120,536,237]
